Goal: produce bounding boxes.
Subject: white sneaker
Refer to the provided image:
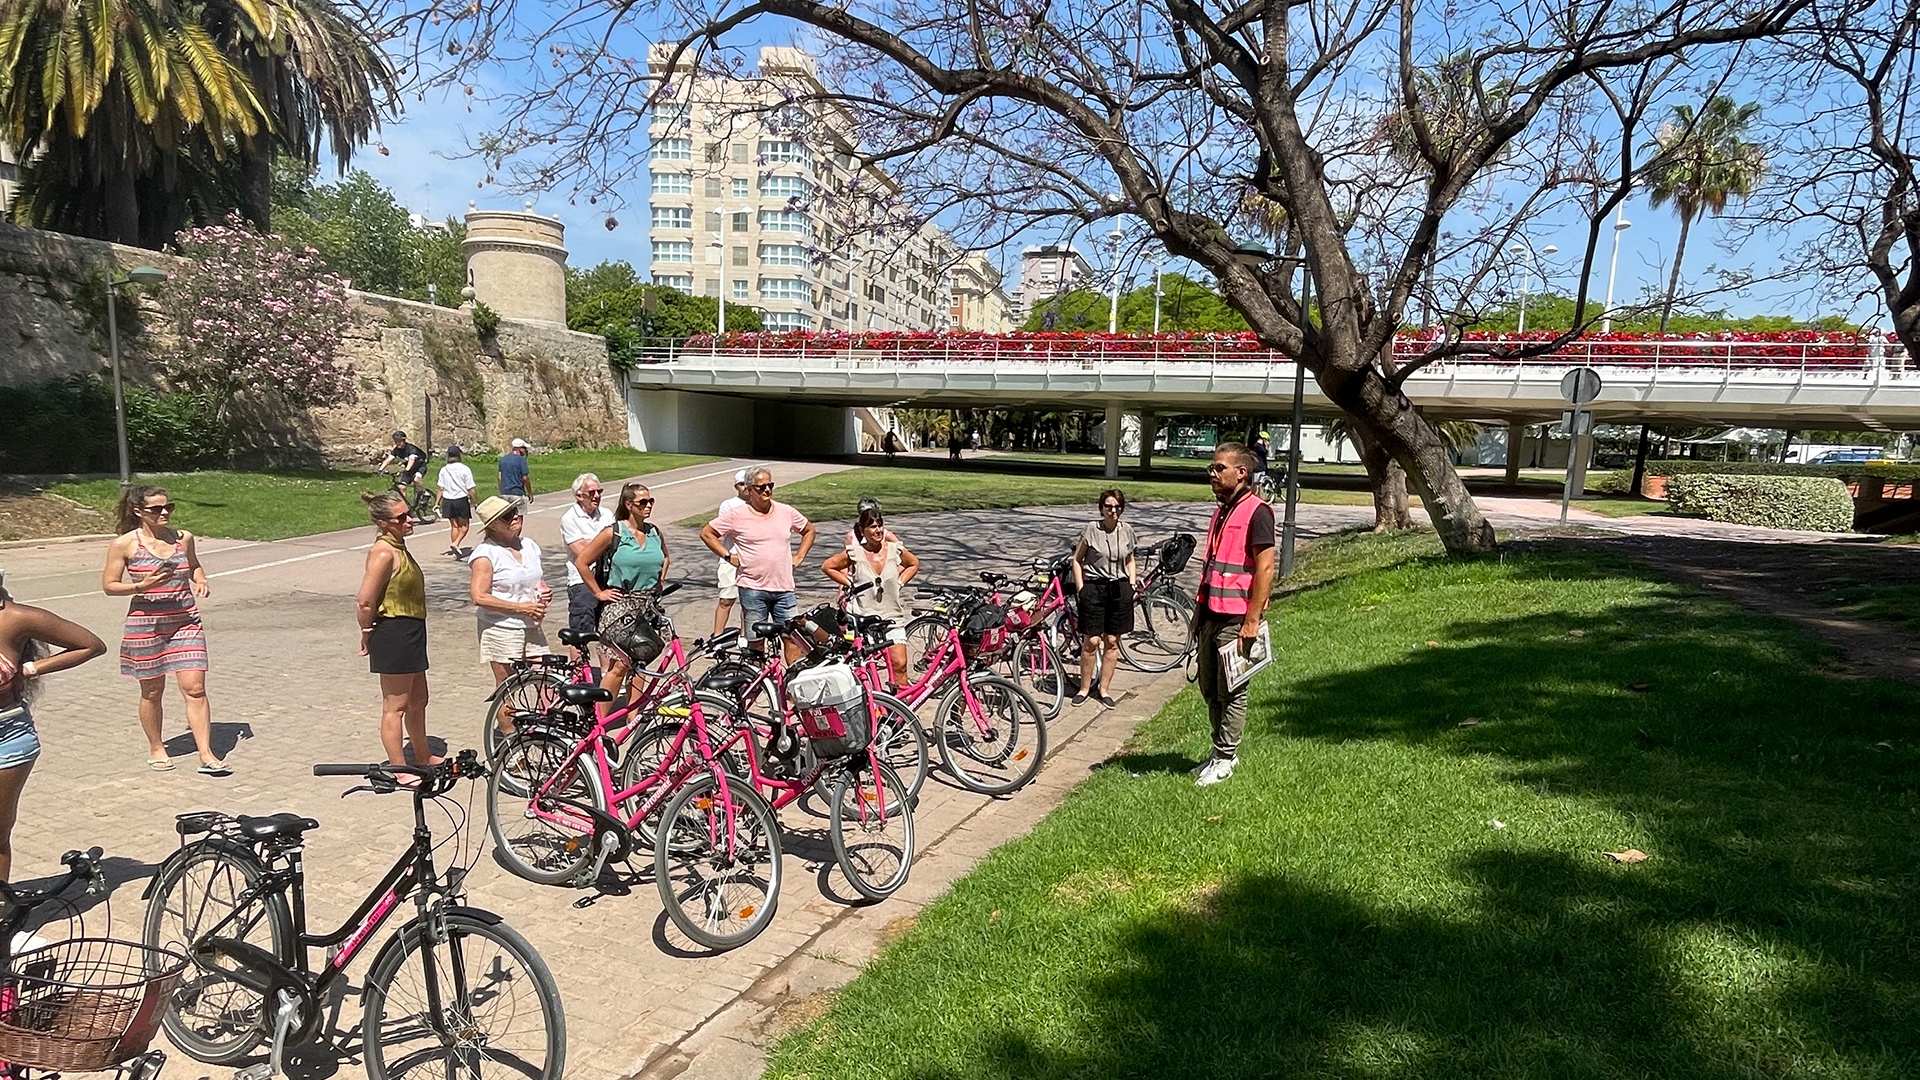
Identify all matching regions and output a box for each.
[1194,757,1236,786]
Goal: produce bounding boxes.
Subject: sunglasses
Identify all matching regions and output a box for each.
[581,490,603,499]
[1207,463,1242,474]
[140,503,177,514]
[1101,503,1122,511]
[631,497,655,506]
[748,483,775,493]
[383,512,412,524]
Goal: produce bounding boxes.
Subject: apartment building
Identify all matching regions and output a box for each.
[645,45,961,334]
[949,251,1013,333]
[1011,244,1094,326]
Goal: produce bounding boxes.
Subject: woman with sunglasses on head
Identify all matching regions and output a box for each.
[0,571,106,880]
[356,490,438,771]
[102,485,228,774]
[572,483,669,702]
[1070,488,1138,707]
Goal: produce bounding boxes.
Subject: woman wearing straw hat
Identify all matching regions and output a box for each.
[469,497,552,692]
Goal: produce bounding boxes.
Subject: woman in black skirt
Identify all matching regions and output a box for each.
[354,490,437,770]
[1071,488,1138,707]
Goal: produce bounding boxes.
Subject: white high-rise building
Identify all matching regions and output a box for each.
[645,45,961,334]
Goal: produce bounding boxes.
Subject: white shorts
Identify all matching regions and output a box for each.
[478,623,550,665]
[716,559,738,600]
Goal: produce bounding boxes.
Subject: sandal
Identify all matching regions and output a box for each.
[146,758,175,772]
[197,760,232,776]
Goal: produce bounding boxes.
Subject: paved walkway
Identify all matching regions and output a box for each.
[2,464,1224,1080]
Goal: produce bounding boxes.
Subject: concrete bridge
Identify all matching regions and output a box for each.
[625,334,1918,473]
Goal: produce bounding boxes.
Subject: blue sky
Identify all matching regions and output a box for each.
[353,43,1881,331]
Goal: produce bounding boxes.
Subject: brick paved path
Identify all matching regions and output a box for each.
[0,461,1248,1080]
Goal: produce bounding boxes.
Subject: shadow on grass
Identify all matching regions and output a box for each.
[818,544,1920,1080]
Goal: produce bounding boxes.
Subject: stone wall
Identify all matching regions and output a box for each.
[0,221,622,466]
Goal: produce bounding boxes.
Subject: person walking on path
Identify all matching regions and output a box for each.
[101,486,228,775]
[573,483,670,701]
[470,497,552,690]
[354,491,437,770]
[498,438,533,510]
[1071,488,1138,708]
[435,444,477,557]
[559,473,615,649]
[0,571,106,880]
[1191,442,1277,787]
[701,467,815,659]
[709,470,750,636]
[822,504,918,688]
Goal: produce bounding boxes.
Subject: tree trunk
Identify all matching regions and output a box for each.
[1329,367,1494,553]
[1351,423,1412,530]
[1629,424,1653,495]
[103,167,141,247]
[1659,212,1695,334]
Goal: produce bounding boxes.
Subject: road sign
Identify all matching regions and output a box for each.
[1560,367,1604,405]
[1559,409,1593,436]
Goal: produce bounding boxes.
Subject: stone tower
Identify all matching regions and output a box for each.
[462,203,568,327]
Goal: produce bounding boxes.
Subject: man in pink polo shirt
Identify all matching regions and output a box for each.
[700,466,816,655]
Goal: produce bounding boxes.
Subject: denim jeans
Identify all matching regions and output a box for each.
[738,588,798,637]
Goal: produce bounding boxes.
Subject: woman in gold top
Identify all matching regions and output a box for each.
[355,490,437,770]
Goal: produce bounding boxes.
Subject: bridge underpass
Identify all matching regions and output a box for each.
[625,336,1920,478]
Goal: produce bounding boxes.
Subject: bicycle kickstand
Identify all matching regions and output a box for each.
[233,988,303,1080]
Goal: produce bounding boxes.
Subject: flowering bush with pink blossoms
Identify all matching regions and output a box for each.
[164,215,357,427]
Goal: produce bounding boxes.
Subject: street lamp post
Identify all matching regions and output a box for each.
[1106,227,1126,333]
[1510,242,1558,334]
[1151,262,1164,333]
[1601,208,1631,332]
[712,231,728,336]
[106,266,171,489]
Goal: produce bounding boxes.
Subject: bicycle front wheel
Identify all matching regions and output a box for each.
[487,730,606,885]
[903,613,950,679]
[362,909,566,1080]
[1120,589,1198,673]
[655,772,783,952]
[830,761,915,901]
[1006,632,1065,720]
[933,673,1047,795]
[482,668,570,775]
[142,841,295,1064]
[868,692,929,799]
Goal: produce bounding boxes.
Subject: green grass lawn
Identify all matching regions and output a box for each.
[766,531,1920,1080]
[1822,582,1920,626]
[1573,496,1672,518]
[683,466,1377,526]
[50,450,719,540]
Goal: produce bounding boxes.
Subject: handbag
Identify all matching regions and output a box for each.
[598,589,666,666]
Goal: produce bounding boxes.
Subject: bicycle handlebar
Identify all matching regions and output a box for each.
[0,846,106,914]
[313,749,488,794]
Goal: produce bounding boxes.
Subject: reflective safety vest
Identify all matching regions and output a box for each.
[1201,492,1263,616]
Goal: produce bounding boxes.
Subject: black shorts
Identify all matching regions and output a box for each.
[568,582,604,636]
[367,616,428,674]
[1076,578,1135,637]
[399,470,425,487]
[441,496,471,521]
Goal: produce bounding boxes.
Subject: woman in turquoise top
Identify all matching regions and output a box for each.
[571,483,670,701]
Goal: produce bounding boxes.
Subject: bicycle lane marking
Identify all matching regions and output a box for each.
[519,465,750,517]
[22,542,372,603]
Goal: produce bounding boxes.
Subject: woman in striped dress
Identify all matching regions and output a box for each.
[101,485,228,775]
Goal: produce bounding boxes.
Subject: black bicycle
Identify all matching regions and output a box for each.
[378,468,437,525]
[140,750,565,1079]
[0,850,177,1080]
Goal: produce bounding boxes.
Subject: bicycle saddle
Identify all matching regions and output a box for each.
[558,627,599,647]
[560,684,614,706]
[751,621,783,638]
[235,813,320,842]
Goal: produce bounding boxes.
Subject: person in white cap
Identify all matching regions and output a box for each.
[498,438,533,511]
[710,469,751,635]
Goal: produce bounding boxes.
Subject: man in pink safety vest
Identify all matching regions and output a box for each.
[1191,442,1277,786]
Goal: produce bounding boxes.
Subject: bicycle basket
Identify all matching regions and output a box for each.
[1159,532,1197,576]
[0,938,187,1072]
[598,594,666,666]
[958,601,1010,662]
[785,663,872,759]
[1046,553,1077,595]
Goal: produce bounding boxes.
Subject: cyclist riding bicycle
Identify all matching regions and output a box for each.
[380,430,429,503]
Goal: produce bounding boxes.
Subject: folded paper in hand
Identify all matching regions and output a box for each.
[1218,623,1273,694]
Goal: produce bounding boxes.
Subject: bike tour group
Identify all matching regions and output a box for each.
[0,440,1277,1080]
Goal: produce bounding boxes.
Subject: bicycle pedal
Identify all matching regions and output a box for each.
[234,1064,274,1080]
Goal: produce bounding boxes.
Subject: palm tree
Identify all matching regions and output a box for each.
[0,0,393,246]
[0,0,267,244]
[1645,97,1767,333]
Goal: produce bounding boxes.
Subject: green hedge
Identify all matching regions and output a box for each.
[1639,459,1920,482]
[1665,474,1856,532]
[0,375,228,474]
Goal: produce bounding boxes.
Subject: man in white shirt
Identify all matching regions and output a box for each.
[434,445,478,557]
[711,469,751,635]
[559,473,616,641]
